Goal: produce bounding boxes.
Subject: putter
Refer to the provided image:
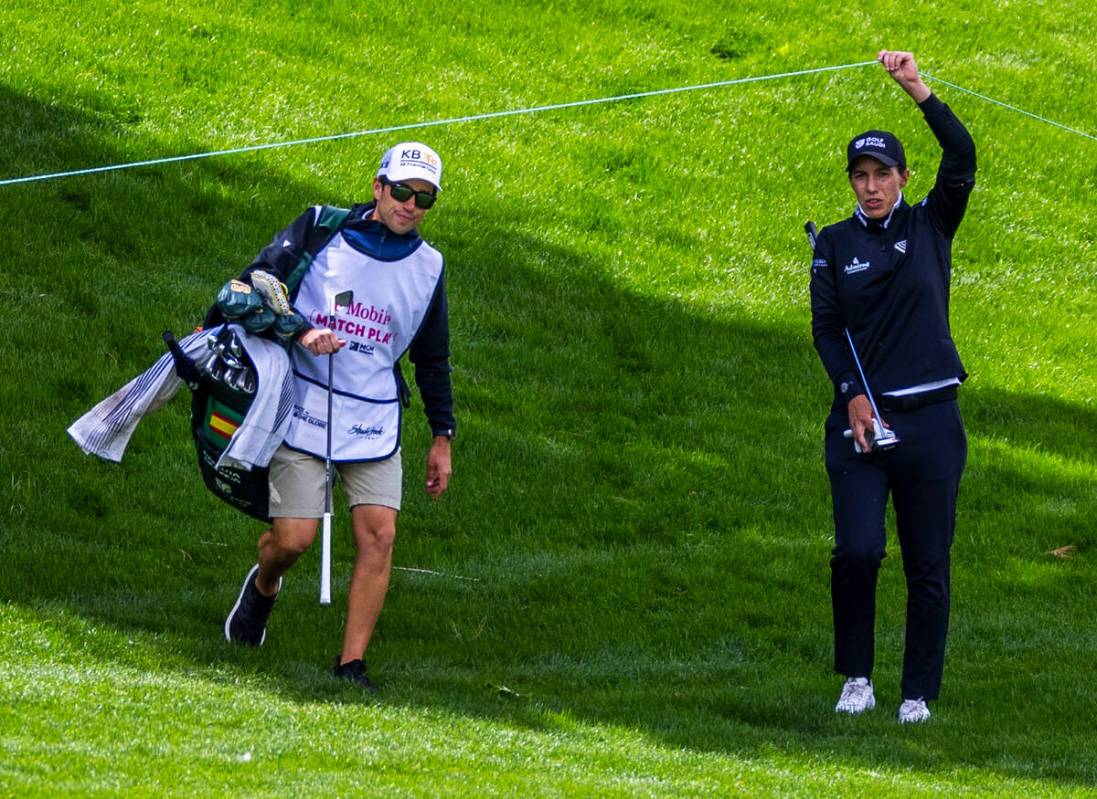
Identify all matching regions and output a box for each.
[842,328,900,453]
[805,220,899,454]
[320,289,354,606]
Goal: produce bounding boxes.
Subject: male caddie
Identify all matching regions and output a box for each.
[224,142,455,691]
[809,52,975,723]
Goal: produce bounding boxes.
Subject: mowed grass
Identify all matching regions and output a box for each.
[1,0,1096,796]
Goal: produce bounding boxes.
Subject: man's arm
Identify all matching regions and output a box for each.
[241,208,318,284]
[424,437,451,499]
[203,208,318,331]
[408,274,455,498]
[408,275,456,439]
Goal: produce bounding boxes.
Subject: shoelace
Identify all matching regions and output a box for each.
[842,679,869,693]
[839,680,872,704]
[899,699,929,719]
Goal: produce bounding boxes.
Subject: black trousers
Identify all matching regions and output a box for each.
[824,399,966,701]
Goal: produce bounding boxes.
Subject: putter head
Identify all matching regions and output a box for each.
[872,429,900,451]
[843,419,900,454]
[869,418,899,449]
[332,290,354,315]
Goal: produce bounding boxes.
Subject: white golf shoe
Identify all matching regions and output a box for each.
[835,677,876,714]
[898,697,931,724]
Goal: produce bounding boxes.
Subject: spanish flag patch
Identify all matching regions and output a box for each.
[209,411,239,440]
[205,398,243,443]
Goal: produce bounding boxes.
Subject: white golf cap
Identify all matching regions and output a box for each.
[377,142,443,190]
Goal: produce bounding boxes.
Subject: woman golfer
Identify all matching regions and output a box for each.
[808,50,976,723]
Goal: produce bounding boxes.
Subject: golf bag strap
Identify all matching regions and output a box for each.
[284,205,352,294]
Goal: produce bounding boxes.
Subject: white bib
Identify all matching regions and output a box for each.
[284,231,443,461]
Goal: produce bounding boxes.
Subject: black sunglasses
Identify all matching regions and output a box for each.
[381,178,437,209]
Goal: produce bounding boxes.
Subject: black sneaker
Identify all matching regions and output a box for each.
[224,564,278,646]
[332,658,380,693]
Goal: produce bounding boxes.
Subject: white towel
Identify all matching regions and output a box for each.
[67,324,294,471]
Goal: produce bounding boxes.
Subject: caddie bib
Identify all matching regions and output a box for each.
[284,231,443,461]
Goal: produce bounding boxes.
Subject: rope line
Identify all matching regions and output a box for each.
[394,566,479,582]
[0,61,876,187]
[3,61,1091,187]
[921,71,1096,143]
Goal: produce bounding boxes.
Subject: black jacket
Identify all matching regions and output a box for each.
[810,94,976,413]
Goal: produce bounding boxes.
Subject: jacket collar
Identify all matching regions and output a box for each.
[853,194,906,231]
[342,203,424,260]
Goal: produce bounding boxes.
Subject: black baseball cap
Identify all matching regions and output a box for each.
[846,130,906,172]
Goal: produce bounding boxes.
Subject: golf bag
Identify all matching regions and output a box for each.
[175,205,354,521]
[162,326,272,521]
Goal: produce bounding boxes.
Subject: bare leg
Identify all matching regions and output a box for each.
[256,517,319,596]
[339,504,398,664]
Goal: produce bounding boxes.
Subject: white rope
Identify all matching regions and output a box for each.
[921,70,1097,142]
[6,62,1088,188]
[394,566,479,582]
[0,61,876,187]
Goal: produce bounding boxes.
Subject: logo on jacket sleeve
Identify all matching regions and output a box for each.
[843,257,871,274]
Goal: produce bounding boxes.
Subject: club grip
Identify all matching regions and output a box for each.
[804,220,818,250]
[319,513,332,605]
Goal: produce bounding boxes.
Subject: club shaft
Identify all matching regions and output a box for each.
[844,328,886,423]
[322,332,335,606]
[319,292,350,605]
[325,351,334,514]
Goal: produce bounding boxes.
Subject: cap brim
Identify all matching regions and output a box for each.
[847,152,900,171]
[378,169,442,191]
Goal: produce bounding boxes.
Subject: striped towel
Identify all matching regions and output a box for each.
[67,324,294,471]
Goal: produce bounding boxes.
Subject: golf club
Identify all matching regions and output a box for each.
[804,221,899,454]
[842,328,900,453]
[320,288,354,606]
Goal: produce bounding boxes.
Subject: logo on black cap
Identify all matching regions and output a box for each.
[846,129,906,172]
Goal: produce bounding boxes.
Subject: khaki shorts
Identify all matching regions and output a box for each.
[268,445,403,517]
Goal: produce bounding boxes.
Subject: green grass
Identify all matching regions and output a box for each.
[2,0,1096,796]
